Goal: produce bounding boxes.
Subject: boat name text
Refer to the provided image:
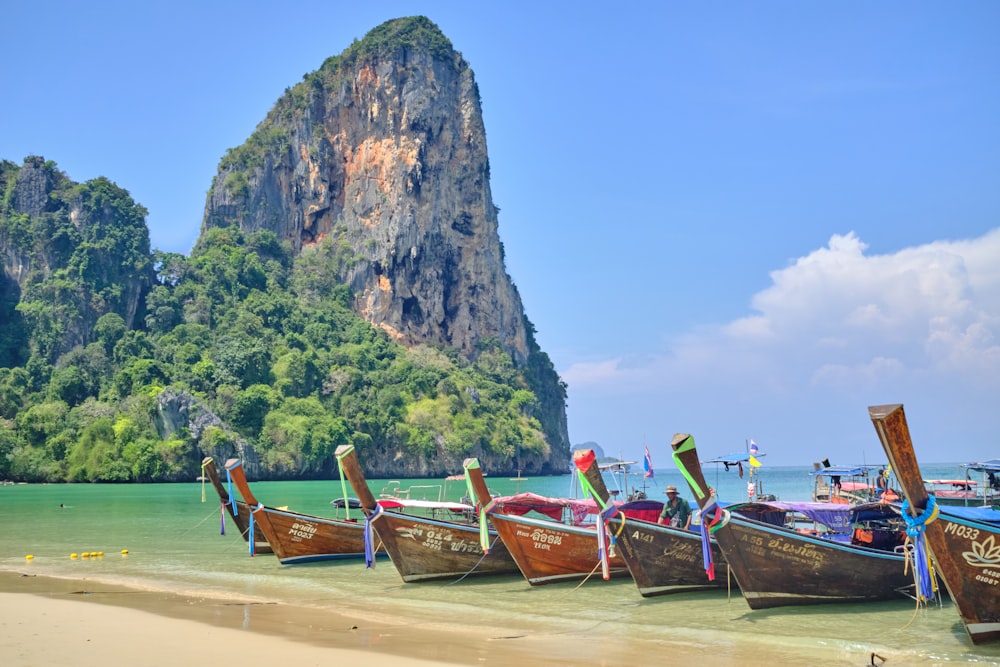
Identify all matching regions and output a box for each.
[288,522,317,541]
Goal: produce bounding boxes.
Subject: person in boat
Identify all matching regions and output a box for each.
[658,485,692,529]
[876,468,887,494]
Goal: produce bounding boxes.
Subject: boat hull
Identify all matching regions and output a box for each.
[224,458,381,564]
[488,512,628,585]
[335,444,519,582]
[615,519,729,596]
[871,403,1000,644]
[713,517,912,609]
[670,433,913,610]
[371,510,519,582]
[202,457,272,554]
[249,506,373,564]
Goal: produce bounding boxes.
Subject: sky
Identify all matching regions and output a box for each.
[3,2,998,468]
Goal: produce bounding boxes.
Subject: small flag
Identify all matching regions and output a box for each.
[749,440,759,456]
[748,455,761,468]
[643,445,654,479]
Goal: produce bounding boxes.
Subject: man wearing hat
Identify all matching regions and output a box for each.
[658,485,692,530]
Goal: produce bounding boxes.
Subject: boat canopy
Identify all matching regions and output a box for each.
[598,460,638,471]
[924,479,977,487]
[330,497,364,509]
[727,500,894,533]
[619,498,665,523]
[376,498,474,513]
[809,464,879,477]
[704,452,760,464]
[491,492,603,524]
[940,505,1000,526]
[963,459,1000,474]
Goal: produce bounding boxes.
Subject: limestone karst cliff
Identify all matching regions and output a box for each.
[0,156,154,363]
[201,16,569,467]
[204,17,524,360]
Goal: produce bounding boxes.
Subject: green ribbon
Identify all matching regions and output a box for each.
[576,467,610,510]
[462,459,494,552]
[671,434,708,500]
[335,445,355,520]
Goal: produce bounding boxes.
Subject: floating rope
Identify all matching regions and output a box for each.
[363,504,383,568]
[901,495,939,601]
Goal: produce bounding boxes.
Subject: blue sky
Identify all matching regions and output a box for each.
[3,2,998,467]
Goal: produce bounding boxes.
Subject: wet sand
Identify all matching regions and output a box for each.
[0,570,716,667]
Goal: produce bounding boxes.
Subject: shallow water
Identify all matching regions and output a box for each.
[2,463,998,665]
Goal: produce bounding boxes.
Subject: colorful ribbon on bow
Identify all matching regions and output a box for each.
[696,496,730,580]
[901,495,939,601]
[363,503,383,568]
[573,452,618,580]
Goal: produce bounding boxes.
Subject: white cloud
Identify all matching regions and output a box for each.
[562,228,1000,465]
[564,228,1000,394]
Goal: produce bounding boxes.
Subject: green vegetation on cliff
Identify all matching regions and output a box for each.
[0,159,561,482]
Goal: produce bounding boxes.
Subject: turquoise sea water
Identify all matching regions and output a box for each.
[2,462,998,665]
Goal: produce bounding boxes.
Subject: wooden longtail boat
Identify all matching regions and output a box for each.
[463,457,628,585]
[670,432,915,609]
[224,458,379,564]
[869,403,1000,644]
[571,449,729,596]
[334,444,519,582]
[201,456,272,554]
[809,463,895,505]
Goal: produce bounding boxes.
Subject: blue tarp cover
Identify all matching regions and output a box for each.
[939,505,1000,526]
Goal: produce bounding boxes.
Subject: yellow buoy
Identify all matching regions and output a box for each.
[96,551,104,557]
[70,553,78,559]
[120,549,128,555]
[25,554,34,560]
[81,552,90,558]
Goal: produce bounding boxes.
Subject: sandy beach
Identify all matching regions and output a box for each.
[0,569,722,667]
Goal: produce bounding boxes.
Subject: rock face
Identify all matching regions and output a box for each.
[0,157,153,361]
[202,16,528,363]
[200,16,570,466]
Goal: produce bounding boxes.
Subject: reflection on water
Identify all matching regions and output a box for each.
[1,464,998,665]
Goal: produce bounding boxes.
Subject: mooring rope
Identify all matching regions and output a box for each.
[445,535,504,585]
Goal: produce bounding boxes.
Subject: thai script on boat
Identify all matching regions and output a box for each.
[288,522,318,541]
[530,529,563,551]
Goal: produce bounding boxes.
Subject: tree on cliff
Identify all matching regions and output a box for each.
[0,16,570,482]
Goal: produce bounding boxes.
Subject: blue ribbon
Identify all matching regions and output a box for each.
[224,469,238,517]
[248,505,259,556]
[901,495,939,601]
[364,504,383,568]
